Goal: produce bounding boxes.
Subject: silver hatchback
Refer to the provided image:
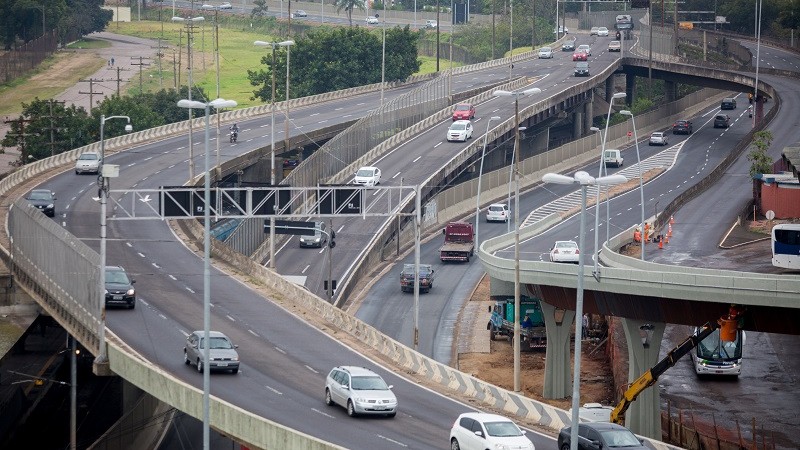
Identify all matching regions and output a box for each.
[324,366,397,417]
[75,151,100,174]
[184,330,240,374]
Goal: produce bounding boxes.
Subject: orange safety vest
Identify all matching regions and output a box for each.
[633,230,641,242]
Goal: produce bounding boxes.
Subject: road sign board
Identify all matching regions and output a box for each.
[264,219,317,235]
[318,185,362,215]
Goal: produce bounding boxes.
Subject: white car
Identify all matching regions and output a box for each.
[486,203,509,223]
[425,19,438,29]
[447,120,473,142]
[590,26,600,36]
[450,412,534,450]
[577,44,592,56]
[537,46,553,59]
[325,366,397,417]
[554,26,569,34]
[201,4,216,10]
[353,166,381,186]
[597,26,610,37]
[75,151,100,174]
[366,16,379,24]
[649,131,669,146]
[549,240,580,263]
[293,9,307,17]
[219,2,232,9]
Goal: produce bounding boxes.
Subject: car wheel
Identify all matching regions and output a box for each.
[347,400,357,416]
[184,351,190,365]
[129,302,135,309]
[197,359,203,373]
[325,388,334,406]
[561,444,570,450]
[450,438,461,450]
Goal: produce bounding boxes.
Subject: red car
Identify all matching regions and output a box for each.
[572,51,588,61]
[452,103,475,121]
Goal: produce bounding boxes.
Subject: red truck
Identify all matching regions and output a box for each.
[439,222,475,262]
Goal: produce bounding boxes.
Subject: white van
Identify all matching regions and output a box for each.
[603,149,624,167]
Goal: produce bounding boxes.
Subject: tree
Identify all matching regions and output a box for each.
[333,0,365,26]
[251,0,269,19]
[748,130,774,177]
[384,26,421,81]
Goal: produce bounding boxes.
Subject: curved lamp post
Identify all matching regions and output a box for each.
[620,110,645,260]
[177,97,237,450]
[543,170,627,450]
[493,86,541,392]
[593,91,626,279]
[172,15,205,181]
[474,115,502,251]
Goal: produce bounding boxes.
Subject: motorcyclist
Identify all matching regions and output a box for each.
[229,123,239,142]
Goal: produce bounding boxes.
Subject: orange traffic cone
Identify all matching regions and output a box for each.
[670,216,675,225]
[668,223,673,237]
[659,239,664,250]
[665,234,670,244]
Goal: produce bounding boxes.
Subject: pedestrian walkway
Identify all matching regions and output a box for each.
[0,32,159,175]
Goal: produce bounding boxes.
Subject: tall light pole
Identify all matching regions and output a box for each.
[172,15,205,181]
[380,2,387,107]
[493,87,541,392]
[593,91,626,279]
[177,97,237,450]
[474,116,502,250]
[97,115,132,365]
[753,0,763,126]
[254,40,294,270]
[543,171,627,450]
[620,110,646,260]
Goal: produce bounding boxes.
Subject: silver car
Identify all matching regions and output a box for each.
[324,366,397,417]
[649,131,669,146]
[75,151,100,174]
[299,221,328,248]
[183,330,240,374]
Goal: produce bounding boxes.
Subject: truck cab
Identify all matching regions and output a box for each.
[439,222,475,262]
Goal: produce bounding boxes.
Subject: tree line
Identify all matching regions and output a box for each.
[1,0,112,49]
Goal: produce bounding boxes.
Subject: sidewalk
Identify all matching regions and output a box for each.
[0,31,159,175]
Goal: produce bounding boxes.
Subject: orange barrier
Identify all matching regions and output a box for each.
[659,239,664,250]
[670,216,675,225]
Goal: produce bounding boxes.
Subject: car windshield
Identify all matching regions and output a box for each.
[105,270,130,284]
[484,421,523,437]
[540,47,551,52]
[200,336,234,350]
[556,242,577,249]
[78,153,98,161]
[577,62,588,68]
[578,45,590,50]
[356,168,374,177]
[455,104,471,111]
[403,264,432,275]
[451,123,467,131]
[28,191,52,200]
[599,429,641,446]
[351,375,389,390]
[489,206,505,212]
[652,133,663,137]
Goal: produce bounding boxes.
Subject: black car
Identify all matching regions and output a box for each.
[574,61,590,77]
[25,189,56,217]
[558,422,648,450]
[721,97,737,110]
[562,39,576,51]
[713,114,731,128]
[672,119,693,134]
[105,266,136,309]
[400,263,434,293]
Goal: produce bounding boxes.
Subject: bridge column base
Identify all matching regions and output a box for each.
[620,318,664,440]
[541,301,574,399]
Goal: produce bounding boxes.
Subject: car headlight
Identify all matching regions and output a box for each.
[47,203,54,208]
[126,288,135,296]
[353,397,367,403]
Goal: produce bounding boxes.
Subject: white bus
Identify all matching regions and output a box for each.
[692,327,744,377]
[772,223,800,270]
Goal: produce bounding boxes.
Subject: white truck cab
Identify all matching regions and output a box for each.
[603,149,624,167]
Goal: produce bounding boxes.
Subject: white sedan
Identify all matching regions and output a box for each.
[549,240,580,263]
[219,2,232,9]
[353,166,381,186]
[486,203,509,223]
[537,46,553,59]
[366,16,379,24]
[447,120,473,142]
[597,26,610,37]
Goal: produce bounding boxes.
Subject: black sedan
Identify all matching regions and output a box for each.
[558,422,649,450]
[25,189,56,217]
[672,119,693,134]
[105,266,136,309]
[400,263,434,293]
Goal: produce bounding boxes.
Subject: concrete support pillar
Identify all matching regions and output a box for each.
[664,80,677,103]
[625,75,636,104]
[541,301,575,399]
[531,128,549,155]
[573,111,583,138]
[605,77,615,103]
[583,98,593,133]
[620,318,665,440]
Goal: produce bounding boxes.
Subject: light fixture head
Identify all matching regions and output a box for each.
[124,124,133,133]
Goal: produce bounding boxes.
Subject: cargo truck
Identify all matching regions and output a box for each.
[439,222,475,262]
[487,297,547,350]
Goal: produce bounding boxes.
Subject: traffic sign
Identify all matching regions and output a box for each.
[264,220,317,235]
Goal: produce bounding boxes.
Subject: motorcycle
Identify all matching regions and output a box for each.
[229,130,238,143]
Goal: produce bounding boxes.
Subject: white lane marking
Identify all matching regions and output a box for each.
[140,299,149,307]
[335,107,343,111]
[168,274,177,280]
[159,313,167,320]
[336,225,344,233]
[413,156,421,162]
[376,435,408,447]
[318,247,325,254]
[179,329,189,337]
[137,252,146,258]
[152,262,161,269]
[392,172,401,179]
[186,287,195,294]
[226,315,235,322]
[434,142,443,148]
[342,114,352,118]
[310,113,320,116]
[62,221,66,227]
[302,265,310,274]
[248,329,259,337]
[177,146,185,150]
[275,347,286,354]
[312,408,335,418]
[265,386,283,395]
[305,365,319,373]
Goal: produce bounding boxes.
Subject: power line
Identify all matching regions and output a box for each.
[78,78,105,113]
[3,117,34,164]
[130,56,151,94]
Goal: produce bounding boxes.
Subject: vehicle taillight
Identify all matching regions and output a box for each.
[575,249,580,254]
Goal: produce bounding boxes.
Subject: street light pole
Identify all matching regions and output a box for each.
[620,110,645,260]
[254,40,295,270]
[172,15,205,181]
[97,115,132,365]
[475,116,502,251]
[178,97,237,450]
[493,87,541,392]
[380,2,387,107]
[543,171,627,450]
[593,92,626,279]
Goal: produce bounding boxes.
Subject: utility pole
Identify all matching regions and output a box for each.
[130,56,151,94]
[3,118,34,165]
[107,66,129,96]
[42,99,65,156]
[78,78,104,113]
[152,43,168,89]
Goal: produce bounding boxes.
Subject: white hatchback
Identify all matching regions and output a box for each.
[75,151,100,174]
[597,26,610,36]
[537,46,553,59]
[450,412,534,450]
[447,120,473,142]
[366,16,379,24]
[486,203,509,223]
[353,166,381,186]
[549,240,580,263]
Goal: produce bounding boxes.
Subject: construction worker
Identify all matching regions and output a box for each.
[644,223,651,242]
[633,227,642,243]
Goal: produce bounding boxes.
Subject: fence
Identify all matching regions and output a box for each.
[0,31,58,84]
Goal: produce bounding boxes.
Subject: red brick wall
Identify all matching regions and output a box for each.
[759,182,800,219]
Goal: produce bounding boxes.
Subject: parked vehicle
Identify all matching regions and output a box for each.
[721,97,737,110]
[713,114,731,128]
[603,149,624,167]
[25,189,56,217]
[439,222,475,262]
[399,263,434,293]
[324,366,397,417]
[75,151,100,174]
[538,46,553,59]
[452,103,475,121]
[488,297,546,350]
[649,131,668,146]
[558,423,647,450]
[672,119,693,134]
[365,16,379,24]
[184,330,240,373]
[574,61,590,76]
[450,413,534,450]
[485,203,509,223]
[425,19,437,29]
